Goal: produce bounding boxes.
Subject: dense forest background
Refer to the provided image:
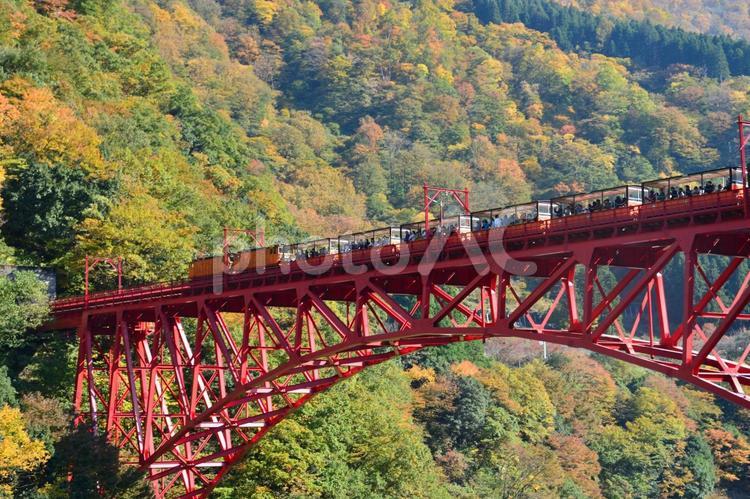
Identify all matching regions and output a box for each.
[1,0,750,496]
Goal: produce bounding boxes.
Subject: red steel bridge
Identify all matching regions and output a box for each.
[49,121,750,498]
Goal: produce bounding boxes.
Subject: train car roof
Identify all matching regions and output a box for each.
[471,200,550,216]
[642,166,740,189]
[550,184,641,203]
[338,226,401,239]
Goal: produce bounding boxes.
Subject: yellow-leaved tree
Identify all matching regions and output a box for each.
[73,187,197,285]
[0,405,49,494]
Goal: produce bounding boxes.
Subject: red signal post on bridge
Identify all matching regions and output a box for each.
[423,184,470,232]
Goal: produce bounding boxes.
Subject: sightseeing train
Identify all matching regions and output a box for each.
[188,166,744,279]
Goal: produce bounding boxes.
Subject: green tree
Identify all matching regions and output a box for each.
[1,162,111,260]
[0,365,16,408]
[470,441,565,498]
[223,363,449,498]
[0,271,49,349]
[44,425,151,498]
[680,434,717,499]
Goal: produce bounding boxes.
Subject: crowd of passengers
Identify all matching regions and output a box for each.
[403,224,460,242]
[294,232,415,259]
[341,235,393,252]
[554,196,628,217]
[472,212,538,231]
[554,180,731,217]
[294,225,465,259]
[644,180,727,202]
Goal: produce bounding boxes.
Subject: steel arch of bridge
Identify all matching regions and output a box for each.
[55,189,750,497]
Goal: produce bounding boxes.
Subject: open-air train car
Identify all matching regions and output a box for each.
[551,185,642,218]
[470,201,551,230]
[641,167,743,201]
[400,215,473,241]
[338,227,401,252]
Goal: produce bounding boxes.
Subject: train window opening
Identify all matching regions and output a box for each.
[339,227,400,252]
[401,215,471,241]
[282,238,338,261]
[471,201,550,230]
[551,185,640,218]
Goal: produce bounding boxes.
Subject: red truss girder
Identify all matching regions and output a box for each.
[65,192,750,498]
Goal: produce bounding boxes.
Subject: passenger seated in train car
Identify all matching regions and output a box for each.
[481,219,490,231]
[614,196,625,208]
[493,214,502,228]
[705,180,715,193]
[575,203,584,214]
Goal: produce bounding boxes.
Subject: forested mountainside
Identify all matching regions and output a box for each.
[553,0,750,41]
[472,0,750,79]
[1,0,750,496]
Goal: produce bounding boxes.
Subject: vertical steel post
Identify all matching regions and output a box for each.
[423,184,430,233]
[739,115,748,217]
[223,227,230,267]
[682,243,696,367]
[84,255,89,306]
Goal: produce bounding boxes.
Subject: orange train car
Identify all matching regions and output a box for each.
[187,255,224,279]
[231,246,281,273]
[188,246,281,279]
